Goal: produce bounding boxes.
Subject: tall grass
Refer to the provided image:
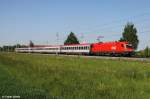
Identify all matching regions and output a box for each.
[0,52,150,99]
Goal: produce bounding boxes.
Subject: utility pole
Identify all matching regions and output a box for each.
[97,35,104,43]
[80,33,84,44]
[7,45,9,52]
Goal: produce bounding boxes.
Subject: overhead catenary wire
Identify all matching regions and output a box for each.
[80,12,150,33]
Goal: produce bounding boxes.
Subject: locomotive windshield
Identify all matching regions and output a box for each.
[126,44,132,48]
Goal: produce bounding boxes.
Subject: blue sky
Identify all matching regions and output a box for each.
[0,0,150,50]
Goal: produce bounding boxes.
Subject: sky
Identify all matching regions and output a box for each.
[0,0,150,50]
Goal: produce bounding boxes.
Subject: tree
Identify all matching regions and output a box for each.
[29,40,34,47]
[144,46,149,57]
[0,47,2,52]
[64,32,80,45]
[15,44,21,48]
[119,22,139,49]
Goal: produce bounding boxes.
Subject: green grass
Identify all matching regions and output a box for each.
[0,52,150,99]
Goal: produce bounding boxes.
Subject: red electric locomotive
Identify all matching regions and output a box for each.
[90,42,134,56]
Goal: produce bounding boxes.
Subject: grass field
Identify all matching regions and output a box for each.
[0,53,150,99]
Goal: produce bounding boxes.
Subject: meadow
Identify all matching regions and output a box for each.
[0,52,150,99]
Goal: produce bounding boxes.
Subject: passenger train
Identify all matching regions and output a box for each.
[15,41,134,56]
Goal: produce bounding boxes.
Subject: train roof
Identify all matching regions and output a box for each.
[16,42,130,48]
[92,41,129,45]
[63,43,90,46]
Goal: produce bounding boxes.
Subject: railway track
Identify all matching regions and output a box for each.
[82,55,150,62]
[60,55,150,62]
[25,53,150,62]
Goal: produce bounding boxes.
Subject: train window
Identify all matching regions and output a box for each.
[86,46,87,49]
[87,46,89,50]
[126,44,132,48]
[82,47,84,50]
[86,46,88,49]
[82,46,84,50]
[80,47,82,50]
[79,47,81,50]
[81,47,84,50]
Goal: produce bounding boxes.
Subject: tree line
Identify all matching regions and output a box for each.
[0,44,27,52]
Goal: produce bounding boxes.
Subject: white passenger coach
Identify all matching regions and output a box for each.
[15,44,91,54]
